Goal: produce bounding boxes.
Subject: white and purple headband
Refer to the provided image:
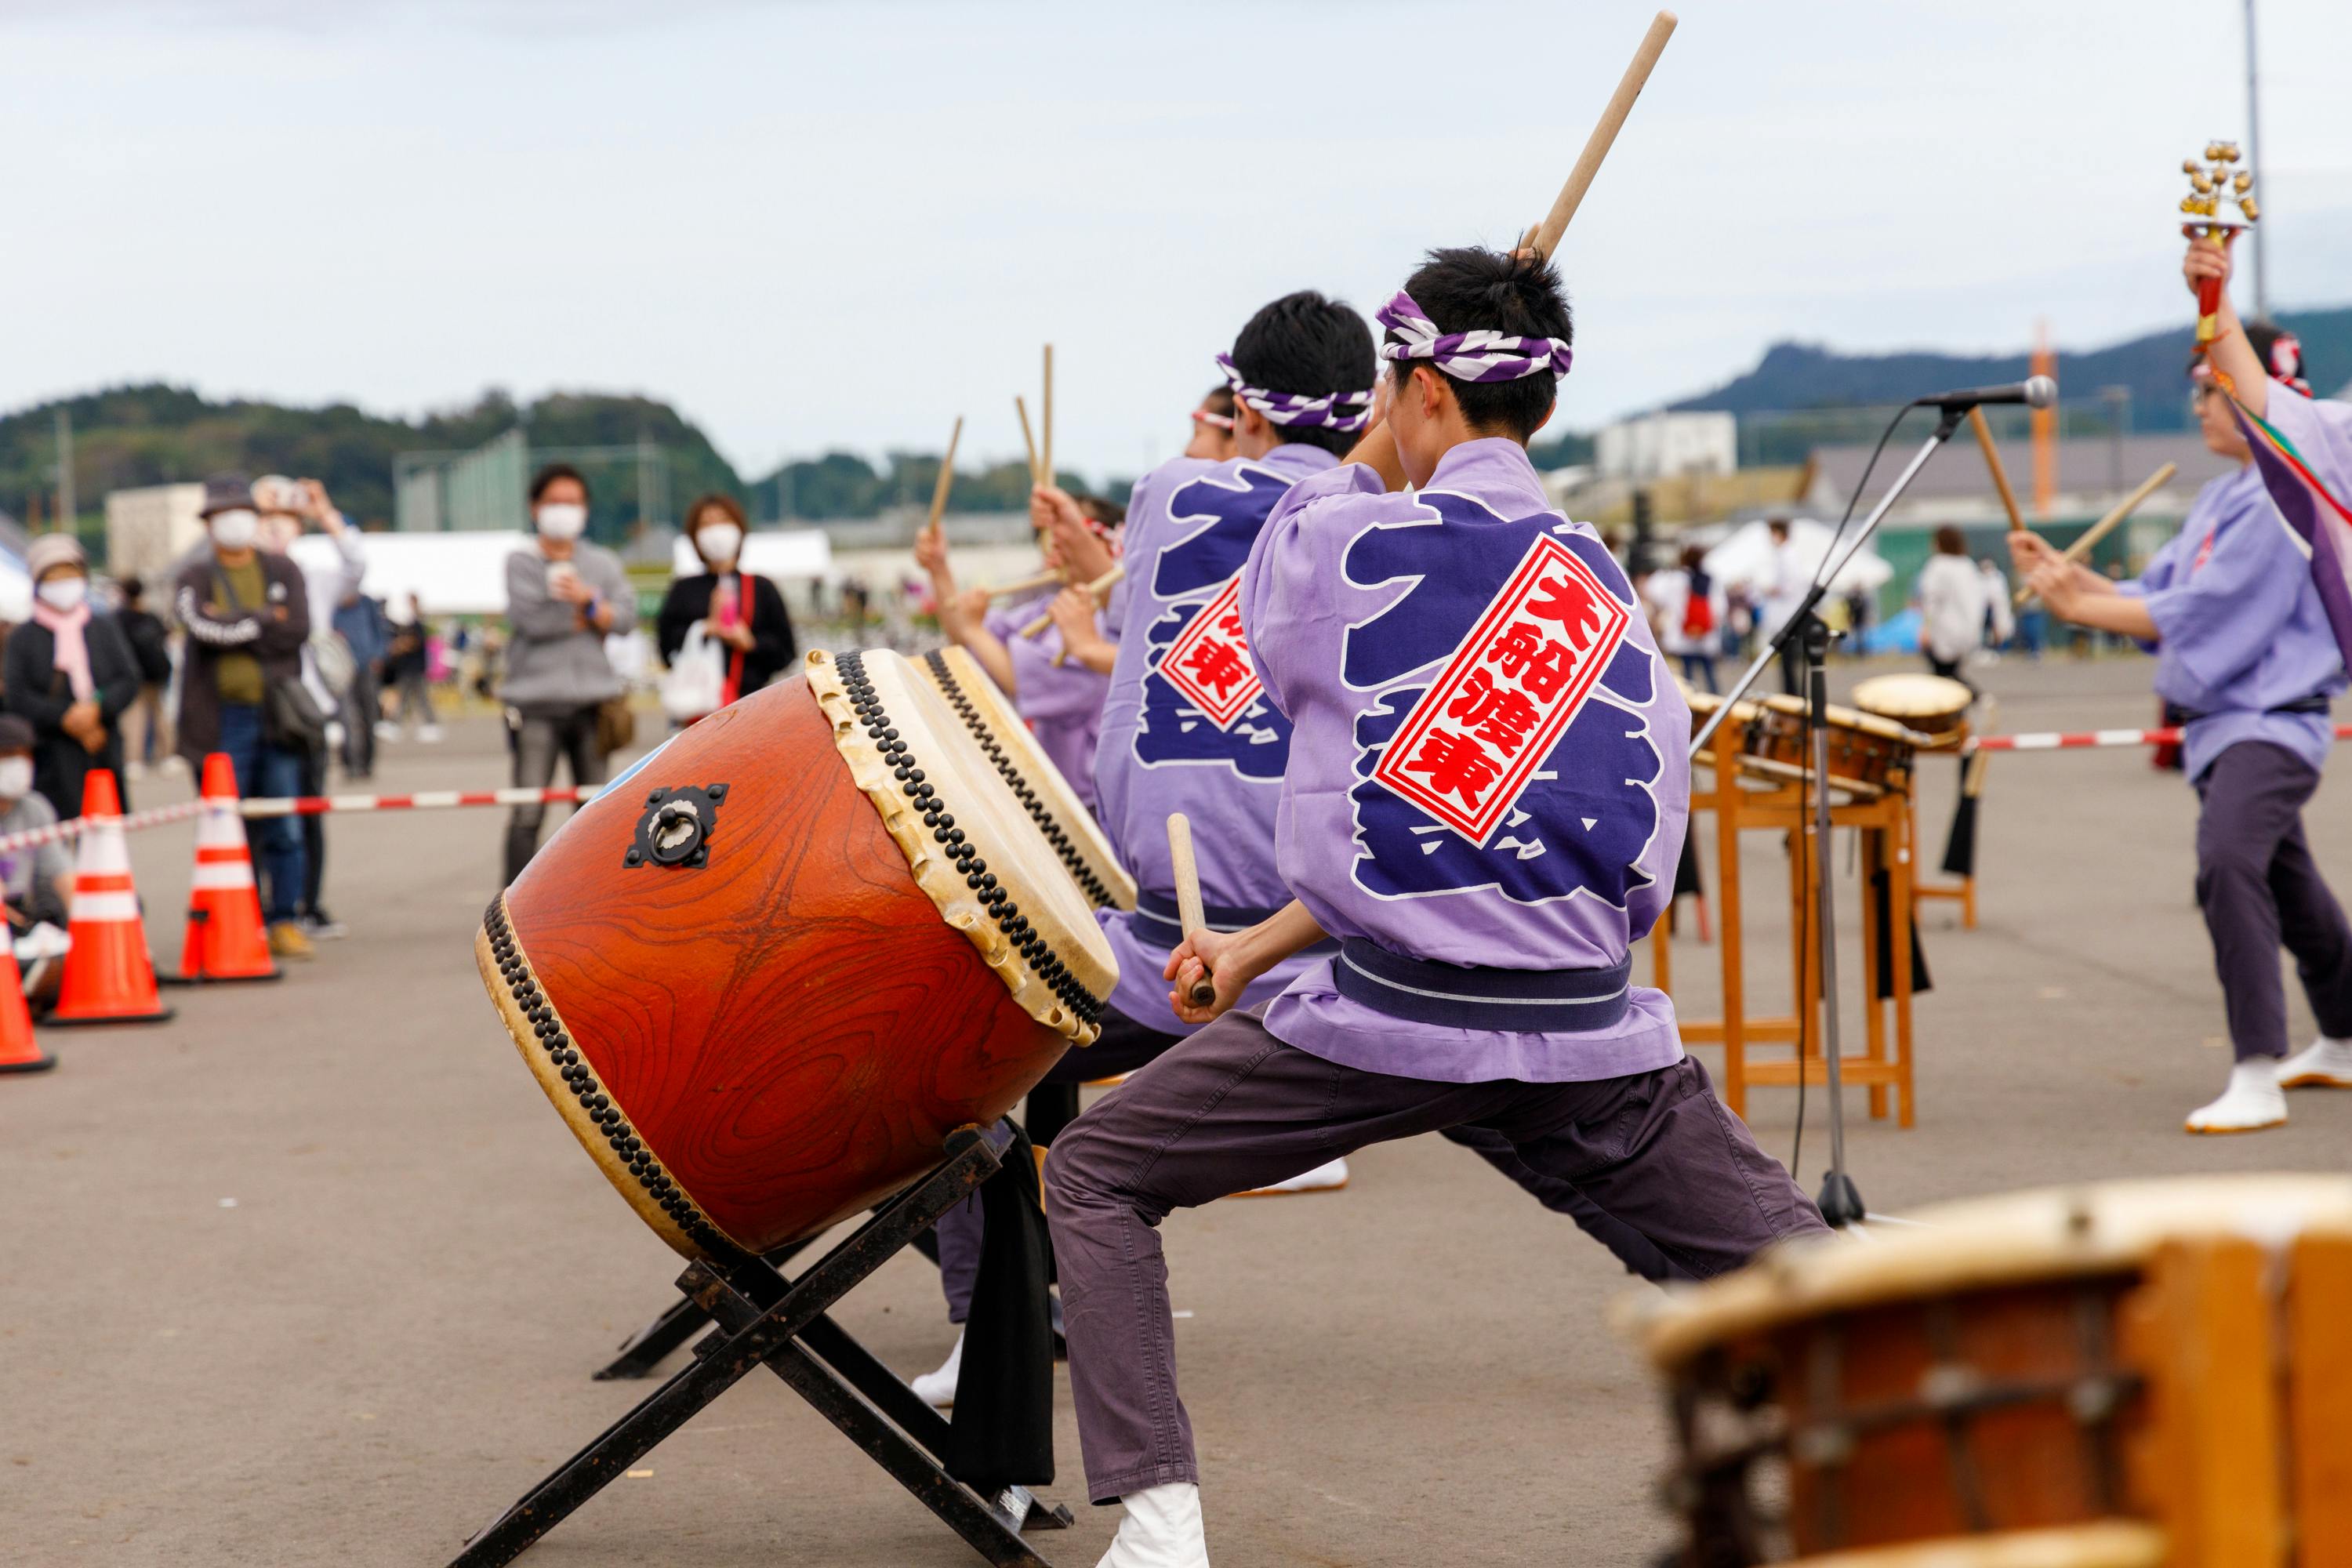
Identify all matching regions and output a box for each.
[1375,289,1573,383]
[1214,354,1372,434]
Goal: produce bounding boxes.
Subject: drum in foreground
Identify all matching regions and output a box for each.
[915,644,1136,913]
[1634,1174,2352,1566]
[1743,695,1930,797]
[477,649,1116,1260]
[1851,673,1974,746]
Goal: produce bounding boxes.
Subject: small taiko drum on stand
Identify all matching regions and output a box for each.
[1743,695,1933,798]
[1851,673,1975,750]
[915,644,1135,913]
[477,648,1116,1261]
[1634,1174,2352,1567]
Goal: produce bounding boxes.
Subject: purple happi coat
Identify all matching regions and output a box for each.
[1238,437,1688,1083]
[2118,460,2347,782]
[985,590,1109,814]
[1093,443,1338,1033]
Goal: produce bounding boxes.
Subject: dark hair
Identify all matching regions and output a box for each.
[685,492,746,535]
[1766,517,1791,539]
[2187,319,2298,383]
[1073,494,1126,529]
[529,463,589,504]
[1933,524,1967,555]
[1679,544,1706,572]
[122,575,146,604]
[1201,385,1236,419]
[1227,290,1375,456]
[1385,246,1572,441]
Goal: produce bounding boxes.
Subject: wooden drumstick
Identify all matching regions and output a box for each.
[1015,396,1042,485]
[1969,407,2027,532]
[1529,10,1678,260]
[1019,562,1123,640]
[1167,812,1217,1007]
[2014,462,2177,606]
[981,566,1065,601]
[1041,343,1054,485]
[920,415,963,545]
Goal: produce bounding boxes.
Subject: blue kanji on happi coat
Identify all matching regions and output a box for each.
[1341,492,1662,906]
[1133,464,1294,777]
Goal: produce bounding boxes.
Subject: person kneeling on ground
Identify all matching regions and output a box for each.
[0,714,72,1007]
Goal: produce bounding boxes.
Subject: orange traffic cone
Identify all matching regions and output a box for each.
[164,753,279,985]
[49,770,174,1027]
[0,939,54,1074]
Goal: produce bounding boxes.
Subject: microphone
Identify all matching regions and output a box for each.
[1915,376,2057,411]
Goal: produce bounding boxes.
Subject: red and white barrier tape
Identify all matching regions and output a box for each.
[1967,722,2352,754]
[0,786,601,856]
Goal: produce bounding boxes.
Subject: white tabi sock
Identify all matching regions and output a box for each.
[2278,1034,2352,1089]
[1095,1481,1208,1568]
[2184,1058,2288,1134]
[1240,1156,1350,1197]
[909,1327,963,1409]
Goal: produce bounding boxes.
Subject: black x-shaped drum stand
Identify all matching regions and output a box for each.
[449,1128,1073,1568]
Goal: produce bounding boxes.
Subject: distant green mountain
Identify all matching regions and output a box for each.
[0,384,746,543]
[1669,307,2352,434]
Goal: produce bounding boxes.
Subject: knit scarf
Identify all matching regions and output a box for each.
[31,597,94,701]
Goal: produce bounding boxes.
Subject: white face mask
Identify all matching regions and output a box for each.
[210,509,260,550]
[36,577,88,612]
[0,757,31,801]
[536,503,588,542]
[697,522,743,564]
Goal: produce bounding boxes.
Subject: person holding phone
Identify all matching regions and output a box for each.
[499,463,630,885]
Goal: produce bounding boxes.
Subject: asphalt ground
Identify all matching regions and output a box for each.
[5,652,2350,1567]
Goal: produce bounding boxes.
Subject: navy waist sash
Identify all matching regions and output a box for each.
[1333,938,1632,1033]
[2173,694,2332,723]
[1129,891,1339,955]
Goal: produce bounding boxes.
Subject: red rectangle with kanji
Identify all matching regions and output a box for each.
[1156,575,1264,731]
[1367,533,1632,845]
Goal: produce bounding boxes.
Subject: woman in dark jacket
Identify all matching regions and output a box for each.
[4,535,143,815]
[655,494,796,714]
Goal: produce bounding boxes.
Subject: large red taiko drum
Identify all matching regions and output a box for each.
[477,648,1116,1260]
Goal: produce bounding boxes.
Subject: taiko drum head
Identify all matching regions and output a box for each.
[915,644,1135,913]
[477,649,1116,1259]
[1851,672,1975,741]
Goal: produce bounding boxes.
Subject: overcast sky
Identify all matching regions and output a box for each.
[5,0,2350,484]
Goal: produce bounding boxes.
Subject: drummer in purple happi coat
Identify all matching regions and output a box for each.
[1044,246,1824,1568]
[914,495,1116,811]
[2013,236,2352,1133]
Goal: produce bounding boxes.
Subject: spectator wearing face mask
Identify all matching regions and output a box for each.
[0,713,72,1002]
[655,493,796,717]
[500,463,630,885]
[255,477,364,940]
[173,474,313,959]
[5,535,143,818]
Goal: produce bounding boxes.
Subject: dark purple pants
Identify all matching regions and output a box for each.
[1043,1007,1824,1503]
[2194,741,2352,1062]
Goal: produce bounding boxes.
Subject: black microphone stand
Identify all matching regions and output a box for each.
[1689,403,1969,1227]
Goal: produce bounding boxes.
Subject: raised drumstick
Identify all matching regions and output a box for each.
[1019,562,1123,640]
[920,415,963,545]
[1015,397,1042,485]
[1041,343,1054,486]
[1969,407,2028,532]
[2015,463,2177,606]
[1167,813,1217,1007]
[981,566,1065,601]
[1529,10,1678,260]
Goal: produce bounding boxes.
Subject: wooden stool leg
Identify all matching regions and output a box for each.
[1715,774,1746,1118]
[1860,820,1887,1120]
[1893,801,1917,1127]
[1651,908,1672,995]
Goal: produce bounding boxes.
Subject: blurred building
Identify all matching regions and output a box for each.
[1595,411,1737,481]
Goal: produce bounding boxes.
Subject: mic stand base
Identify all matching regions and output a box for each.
[1816,1169,1866,1228]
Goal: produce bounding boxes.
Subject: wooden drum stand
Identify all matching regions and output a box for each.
[1664,698,1922,1129]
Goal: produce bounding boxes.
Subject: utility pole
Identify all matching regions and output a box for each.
[53,408,74,534]
[2245,0,2269,318]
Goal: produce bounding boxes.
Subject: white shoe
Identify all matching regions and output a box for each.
[418,724,445,743]
[2184,1059,2288,1134]
[1095,1481,1207,1568]
[1237,1156,1349,1198]
[373,720,401,741]
[2279,1035,2352,1089]
[909,1327,963,1409]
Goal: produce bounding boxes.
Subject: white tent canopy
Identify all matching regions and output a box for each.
[286,528,833,618]
[0,549,29,623]
[670,529,832,583]
[1700,517,1893,596]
